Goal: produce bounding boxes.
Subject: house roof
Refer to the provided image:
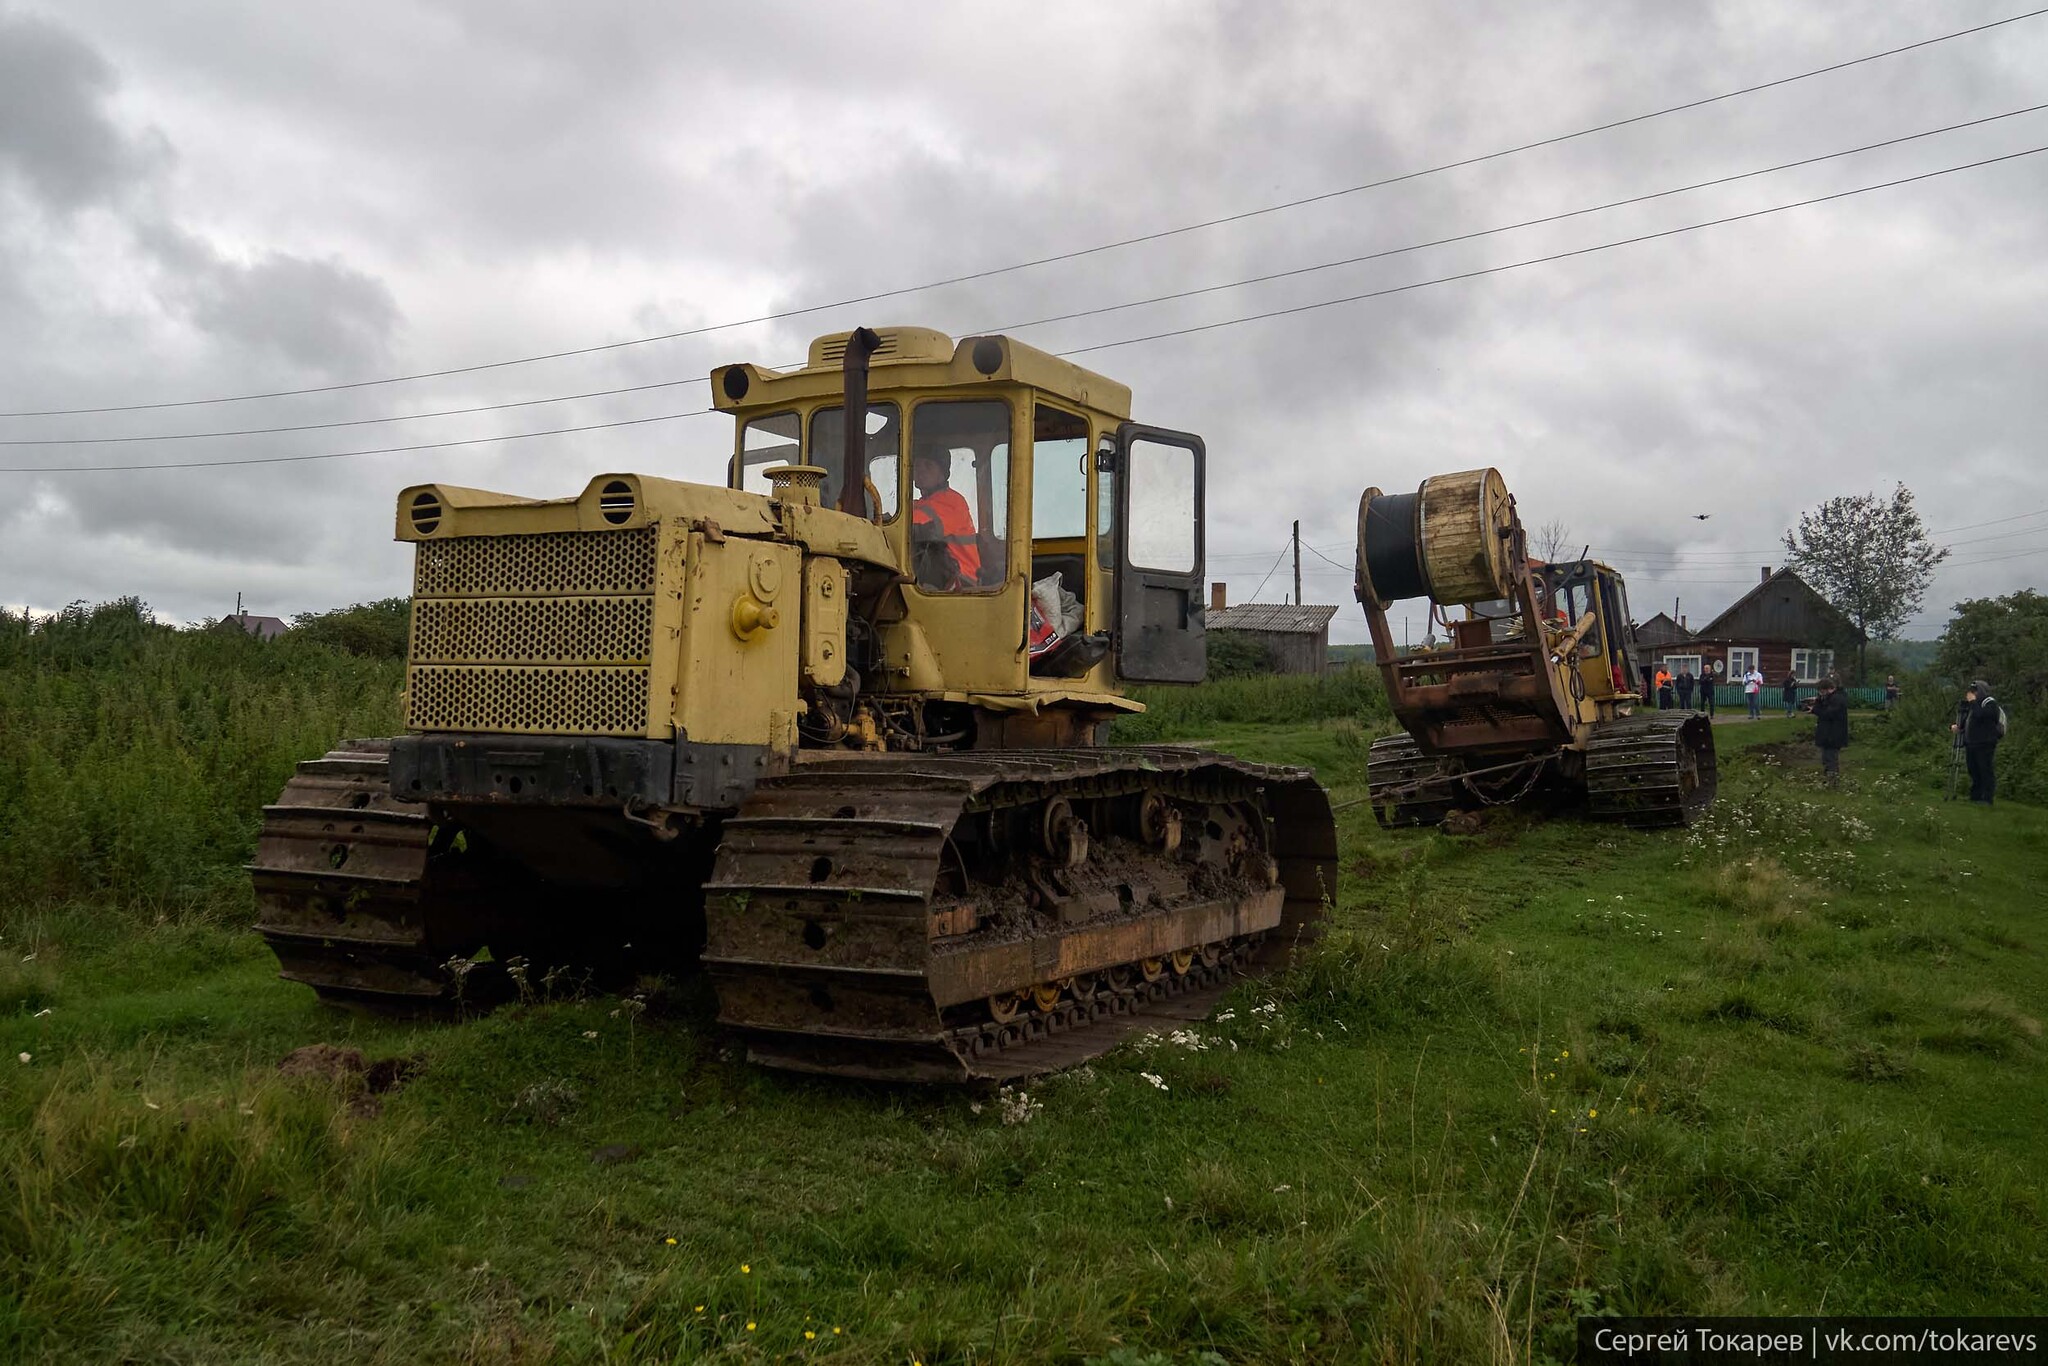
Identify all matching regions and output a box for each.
[1633,611,1690,648]
[226,613,290,641]
[1208,603,1339,634]
[1697,568,1864,643]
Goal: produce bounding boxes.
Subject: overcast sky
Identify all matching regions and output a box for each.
[2,1,2043,644]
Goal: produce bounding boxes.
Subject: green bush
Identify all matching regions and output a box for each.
[288,597,412,659]
[0,600,404,915]
[1204,631,1274,678]
[1112,665,1388,742]
[1870,591,2045,803]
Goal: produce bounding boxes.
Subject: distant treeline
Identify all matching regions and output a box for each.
[0,599,404,914]
[0,586,2033,921]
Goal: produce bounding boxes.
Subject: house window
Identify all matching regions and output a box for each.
[1662,654,1702,678]
[1791,648,1835,682]
[1726,647,1759,679]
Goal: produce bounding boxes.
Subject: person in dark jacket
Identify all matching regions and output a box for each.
[1676,667,1695,709]
[1810,676,1850,785]
[1951,680,2003,805]
[1781,671,1800,717]
[1697,665,1717,716]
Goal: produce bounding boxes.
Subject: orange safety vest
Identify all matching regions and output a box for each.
[912,487,981,582]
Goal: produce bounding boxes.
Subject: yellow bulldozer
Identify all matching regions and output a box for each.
[1352,469,1717,827]
[251,327,1335,1082]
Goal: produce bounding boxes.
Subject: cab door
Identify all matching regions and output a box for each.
[1113,423,1206,683]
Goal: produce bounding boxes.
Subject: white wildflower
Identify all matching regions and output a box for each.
[996,1087,1041,1126]
[1139,1071,1169,1091]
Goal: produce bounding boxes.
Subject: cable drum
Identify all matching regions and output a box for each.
[1354,487,1428,606]
[1418,467,1517,605]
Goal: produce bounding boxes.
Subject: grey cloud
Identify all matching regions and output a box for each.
[137,225,403,374]
[0,11,164,210]
[2,0,2045,637]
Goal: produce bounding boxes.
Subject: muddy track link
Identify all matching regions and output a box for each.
[1365,734,1460,828]
[703,747,1336,1083]
[249,741,496,1012]
[1584,712,1718,828]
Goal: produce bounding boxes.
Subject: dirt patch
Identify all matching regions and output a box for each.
[276,1045,427,1117]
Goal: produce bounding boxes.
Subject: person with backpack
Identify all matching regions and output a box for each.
[1951,680,2006,805]
[1810,676,1850,786]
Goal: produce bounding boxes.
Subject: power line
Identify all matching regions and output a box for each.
[21,102,2042,450]
[984,104,2048,339]
[1060,144,2048,359]
[0,380,692,447]
[0,408,714,474]
[1245,541,1296,604]
[9,142,2044,476]
[5,6,2041,421]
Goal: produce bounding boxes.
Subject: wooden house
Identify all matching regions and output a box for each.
[1637,567,1862,687]
[1206,584,1339,675]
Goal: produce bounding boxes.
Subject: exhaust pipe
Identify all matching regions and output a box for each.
[839,327,881,516]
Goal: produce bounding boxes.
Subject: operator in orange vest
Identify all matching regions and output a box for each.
[911,448,981,589]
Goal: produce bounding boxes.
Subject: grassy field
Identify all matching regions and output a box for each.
[3,621,2044,1363]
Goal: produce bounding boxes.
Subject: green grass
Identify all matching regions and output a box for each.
[3,627,2046,1363]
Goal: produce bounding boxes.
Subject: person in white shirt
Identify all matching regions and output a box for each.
[1743,666,1765,720]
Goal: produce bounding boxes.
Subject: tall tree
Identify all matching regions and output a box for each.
[1782,483,1948,680]
[1532,518,1575,564]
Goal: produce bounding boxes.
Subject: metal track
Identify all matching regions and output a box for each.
[1365,734,1458,828]
[1583,712,1718,828]
[702,747,1336,1083]
[248,741,495,1012]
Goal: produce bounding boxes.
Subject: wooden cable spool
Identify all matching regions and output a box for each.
[1356,468,1517,606]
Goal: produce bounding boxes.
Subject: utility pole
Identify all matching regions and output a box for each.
[1292,520,1301,606]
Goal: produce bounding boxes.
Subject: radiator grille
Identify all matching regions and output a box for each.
[410,596,653,665]
[414,527,657,597]
[407,526,661,735]
[406,665,649,736]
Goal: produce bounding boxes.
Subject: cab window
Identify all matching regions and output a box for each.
[1031,406,1089,540]
[909,400,1010,593]
[735,411,799,495]
[808,404,901,522]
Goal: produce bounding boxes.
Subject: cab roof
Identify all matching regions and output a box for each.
[709,327,1133,421]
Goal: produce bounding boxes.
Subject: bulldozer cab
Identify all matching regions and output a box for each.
[714,328,1208,711]
[1533,559,1640,703]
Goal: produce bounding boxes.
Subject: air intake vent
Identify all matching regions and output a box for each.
[817,331,899,364]
[598,479,635,525]
[414,527,656,597]
[409,491,443,535]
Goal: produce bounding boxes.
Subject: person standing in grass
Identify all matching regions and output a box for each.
[1676,666,1695,710]
[1656,667,1674,709]
[1810,676,1850,786]
[1744,664,1764,719]
[1884,674,1900,711]
[1781,669,1800,717]
[1697,664,1717,716]
[1952,680,2004,805]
